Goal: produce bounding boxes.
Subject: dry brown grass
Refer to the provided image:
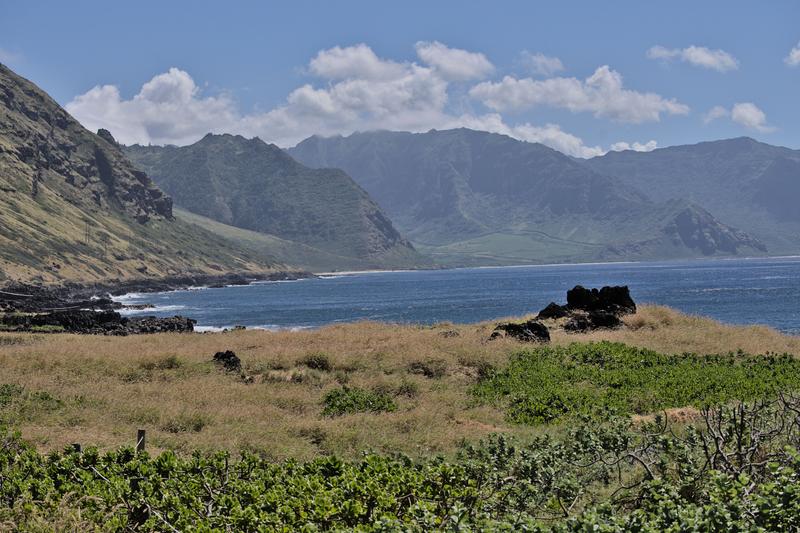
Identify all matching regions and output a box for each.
[0,305,797,459]
[552,305,800,356]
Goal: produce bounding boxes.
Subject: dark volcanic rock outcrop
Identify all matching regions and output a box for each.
[563,311,622,333]
[213,350,242,372]
[0,309,195,335]
[566,285,636,315]
[537,285,636,332]
[537,302,570,320]
[490,319,551,343]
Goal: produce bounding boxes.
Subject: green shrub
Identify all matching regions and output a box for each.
[396,380,420,398]
[139,355,182,371]
[408,358,447,378]
[0,384,23,407]
[322,386,397,417]
[160,413,209,433]
[297,352,332,371]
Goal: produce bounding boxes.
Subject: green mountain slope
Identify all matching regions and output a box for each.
[0,63,281,283]
[290,128,765,266]
[125,135,428,269]
[175,208,425,273]
[583,137,800,254]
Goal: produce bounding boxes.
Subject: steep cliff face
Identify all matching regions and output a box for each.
[0,69,171,223]
[0,64,277,283]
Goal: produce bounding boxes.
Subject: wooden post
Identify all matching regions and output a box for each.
[136,429,146,452]
[71,443,82,453]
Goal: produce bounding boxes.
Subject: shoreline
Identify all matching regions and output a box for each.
[0,271,314,335]
[312,254,800,277]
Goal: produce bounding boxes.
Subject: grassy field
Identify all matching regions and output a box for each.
[1,305,799,461]
[3,305,800,530]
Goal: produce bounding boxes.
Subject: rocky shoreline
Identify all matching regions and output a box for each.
[0,271,312,334]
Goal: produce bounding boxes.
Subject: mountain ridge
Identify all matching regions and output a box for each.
[583,135,800,254]
[290,128,765,266]
[124,134,429,269]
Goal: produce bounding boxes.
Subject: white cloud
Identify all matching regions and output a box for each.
[414,41,493,81]
[731,102,773,132]
[66,68,240,146]
[469,66,689,123]
[702,102,774,132]
[785,42,800,67]
[519,51,564,76]
[444,112,604,157]
[0,47,21,64]
[308,44,406,80]
[65,44,659,159]
[647,45,738,72]
[703,105,729,124]
[610,140,657,152]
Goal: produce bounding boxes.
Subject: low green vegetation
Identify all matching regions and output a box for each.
[3,397,800,530]
[0,384,63,426]
[4,335,800,530]
[407,357,448,378]
[322,386,397,417]
[297,352,332,371]
[474,341,800,424]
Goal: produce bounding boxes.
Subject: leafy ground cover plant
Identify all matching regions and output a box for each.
[3,396,800,530]
[474,341,800,424]
[321,386,397,416]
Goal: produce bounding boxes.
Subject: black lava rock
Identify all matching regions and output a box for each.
[490,319,550,343]
[213,350,241,372]
[564,311,622,333]
[537,302,569,320]
[566,285,636,315]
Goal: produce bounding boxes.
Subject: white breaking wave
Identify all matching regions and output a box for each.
[193,324,314,333]
[112,292,145,302]
[119,304,188,315]
[195,325,227,333]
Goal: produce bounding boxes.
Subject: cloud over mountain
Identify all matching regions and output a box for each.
[414,41,494,80]
[66,43,670,158]
[703,102,774,132]
[469,66,689,123]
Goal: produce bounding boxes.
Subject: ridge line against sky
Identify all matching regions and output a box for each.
[1,1,798,157]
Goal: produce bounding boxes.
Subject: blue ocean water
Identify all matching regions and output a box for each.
[116,257,800,334]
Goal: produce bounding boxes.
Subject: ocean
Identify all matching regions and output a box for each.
[115,256,800,334]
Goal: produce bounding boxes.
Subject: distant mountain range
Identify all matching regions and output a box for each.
[125,135,427,270]
[290,129,770,266]
[2,60,796,283]
[583,137,800,255]
[0,64,281,283]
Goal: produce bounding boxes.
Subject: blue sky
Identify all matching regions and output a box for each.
[1,0,798,156]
